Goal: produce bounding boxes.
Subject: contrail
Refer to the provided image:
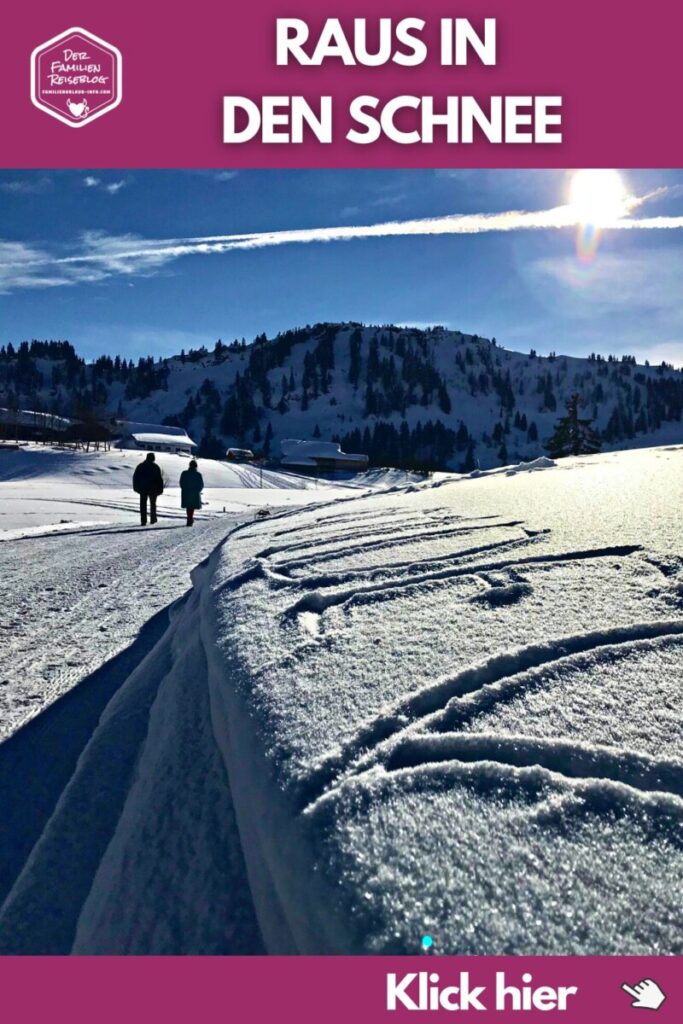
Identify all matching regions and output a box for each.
[53,195,683,270]
[1,190,682,293]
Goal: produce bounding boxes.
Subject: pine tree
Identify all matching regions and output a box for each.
[348,329,362,388]
[437,382,451,414]
[462,441,476,473]
[546,394,602,458]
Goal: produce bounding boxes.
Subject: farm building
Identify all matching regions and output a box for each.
[117,423,197,456]
[280,438,369,471]
[0,408,72,442]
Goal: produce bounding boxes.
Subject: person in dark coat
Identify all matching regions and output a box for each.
[179,459,204,526]
[132,452,164,526]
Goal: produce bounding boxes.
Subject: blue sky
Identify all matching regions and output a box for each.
[1,168,682,364]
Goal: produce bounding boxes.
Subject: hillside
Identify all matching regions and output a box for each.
[2,325,683,469]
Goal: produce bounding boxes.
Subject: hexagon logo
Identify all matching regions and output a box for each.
[31,27,122,127]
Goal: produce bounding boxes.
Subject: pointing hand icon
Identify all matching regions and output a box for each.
[622,980,666,1011]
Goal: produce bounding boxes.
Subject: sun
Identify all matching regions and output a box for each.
[568,169,629,227]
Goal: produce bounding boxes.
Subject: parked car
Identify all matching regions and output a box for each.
[226,447,255,462]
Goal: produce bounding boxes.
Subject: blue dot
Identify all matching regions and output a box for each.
[421,935,433,949]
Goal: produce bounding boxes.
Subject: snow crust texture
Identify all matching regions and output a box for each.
[200,446,683,954]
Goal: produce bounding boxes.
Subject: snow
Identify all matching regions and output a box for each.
[0,408,71,431]
[127,432,197,448]
[122,421,190,438]
[0,443,681,954]
[196,444,683,954]
[280,438,369,466]
[506,455,556,473]
[0,443,355,535]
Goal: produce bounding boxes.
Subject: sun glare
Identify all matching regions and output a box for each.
[568,169,629,227]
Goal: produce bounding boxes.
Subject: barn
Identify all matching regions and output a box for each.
[117,423,198,456]
[280,438,369,471]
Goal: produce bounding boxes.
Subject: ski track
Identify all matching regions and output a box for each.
[0,517,237,739]
[263,520,526,573]
[282,543,643,617]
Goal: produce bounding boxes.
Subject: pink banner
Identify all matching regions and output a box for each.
[0,0,680,167]
[0,956,679,1020]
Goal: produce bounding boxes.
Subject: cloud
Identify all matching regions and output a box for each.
[527,248,683,319]
[189,169,239,183]
[636,341,683,367]
[0,177,53,195]
[82,175,131,194]
[1,184,683,294]
[523,247,683,365]
[0,242,72,293]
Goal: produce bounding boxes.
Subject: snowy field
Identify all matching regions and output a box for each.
[0,444,681,954]
[0,444,353,537]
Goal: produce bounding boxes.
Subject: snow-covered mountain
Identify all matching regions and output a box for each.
[2,324,683,468]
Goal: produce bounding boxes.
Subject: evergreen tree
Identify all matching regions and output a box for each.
[455,421,469,448]
[437,382,451,414]
[348,329,362,388]
[462,441,476,473]
[546,394,602,458]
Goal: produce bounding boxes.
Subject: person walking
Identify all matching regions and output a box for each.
[132,452,164,526]
[179,459,204,526]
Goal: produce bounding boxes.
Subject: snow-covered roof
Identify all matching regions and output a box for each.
[119,421,190,439]
[131,432,197,448]
[0,408,72,431]
[280,438,368,464]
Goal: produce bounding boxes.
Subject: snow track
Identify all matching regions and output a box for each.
[0,518,235,740]
[294,619,683,811]
[386,733,683,798]
[0,516,266,954]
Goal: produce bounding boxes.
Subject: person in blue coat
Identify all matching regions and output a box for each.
[179,459,204,526]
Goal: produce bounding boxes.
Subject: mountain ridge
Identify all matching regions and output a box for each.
[2,323,683,469]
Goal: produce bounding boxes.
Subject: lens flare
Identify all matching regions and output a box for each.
[569,170,628,226]
[569,170,630,261]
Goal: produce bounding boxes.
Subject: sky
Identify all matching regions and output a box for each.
[1,168,683,365]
